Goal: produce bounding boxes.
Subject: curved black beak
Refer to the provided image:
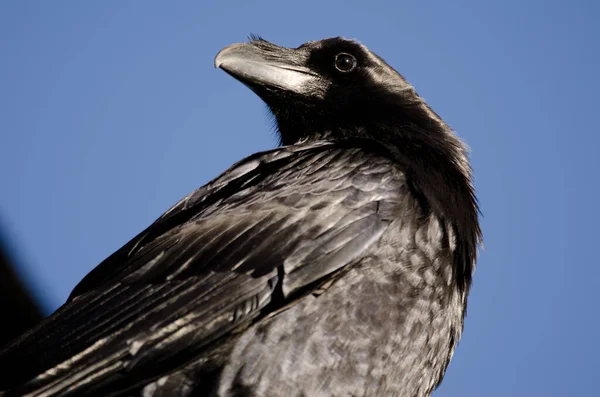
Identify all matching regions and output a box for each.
[215,42,317,95]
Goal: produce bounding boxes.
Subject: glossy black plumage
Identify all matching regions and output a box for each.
[0,37,481,397]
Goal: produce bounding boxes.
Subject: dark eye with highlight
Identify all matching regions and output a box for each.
[334,53,357,72]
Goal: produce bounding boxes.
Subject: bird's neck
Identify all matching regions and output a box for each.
[380,116,479,295]
[277,104,479,295]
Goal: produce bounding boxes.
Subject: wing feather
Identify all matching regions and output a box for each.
[0,141,405,396]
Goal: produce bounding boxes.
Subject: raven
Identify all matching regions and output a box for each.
[0,37,481,397]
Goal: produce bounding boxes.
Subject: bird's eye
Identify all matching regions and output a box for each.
[334,53,357,72]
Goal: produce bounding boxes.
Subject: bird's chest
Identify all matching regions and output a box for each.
[217,252,463,397]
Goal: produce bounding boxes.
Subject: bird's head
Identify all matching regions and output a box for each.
[215,36,442,145]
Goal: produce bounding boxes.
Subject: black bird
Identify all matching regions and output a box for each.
[0,37,481,397]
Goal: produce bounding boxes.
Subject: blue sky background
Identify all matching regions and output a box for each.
[1,1,599,396]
